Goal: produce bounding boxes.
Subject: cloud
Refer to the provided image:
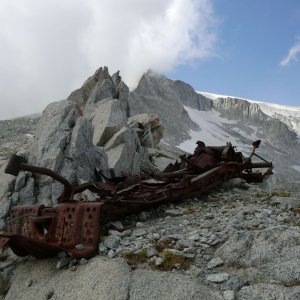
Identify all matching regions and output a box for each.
[0,0,217,120]
[280,41,300,67]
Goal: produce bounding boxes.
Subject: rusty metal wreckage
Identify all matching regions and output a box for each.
[0,140,272,259]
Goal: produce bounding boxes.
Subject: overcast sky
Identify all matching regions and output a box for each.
[0,0,300,120]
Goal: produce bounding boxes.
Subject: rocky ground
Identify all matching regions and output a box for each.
[1,179,300,300]
[0,115,39,161]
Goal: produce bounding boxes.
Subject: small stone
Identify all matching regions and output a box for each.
[25,279,33,287]
[108,229,122,236]
[69,266,77,272]
[103,235,121,250]
[165,209,184,216]
[182,252,196,260]
[75,244,85,251]
[188,234,200,241]
[152,233,160,240]
[57,251,68,259]
[159,229,166,235]
[121,229,132,237]
[133,229,147,237]
[120,239,130,246]
[206,273,229,283]
[108,221,124,230]
[79,258,88,265]
[155,257,163,266]
[205,213,214,220]
[223,290,235,300]
[147,247,158,258]
[99,244,108,254]
[56,257,71,270]
[189,266,202,277]
[207,257,224,269]
[107,250,116,259]
[138,211,147,222]
[136,222,144,227]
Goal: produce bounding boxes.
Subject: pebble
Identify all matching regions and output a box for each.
[165,208,184,216]
[108,221,124,230]
[223,290,235,300]
[108,229,122,236]
[25,279,33,287]
[152,233,160,240]
[136,222,144,227]
[133,229,147,237]
[207,257,224,269]
[79,258,88,265]
[107,250,116,259]
[155,257,163,266]
[103,235,121,250]
[206,273,229,283]
[56,258,71,270]
[75,244,85,251]
[188,234,200,241]
[138,211,148,222]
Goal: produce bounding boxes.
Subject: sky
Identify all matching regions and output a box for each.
[0,0,299,120]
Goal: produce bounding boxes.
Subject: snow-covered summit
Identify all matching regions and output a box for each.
[198,91,300,137]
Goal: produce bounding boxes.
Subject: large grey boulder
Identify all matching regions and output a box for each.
[106,127,147,176]
[128,113,164,148]
[4,257,131,300]
[130,269,223,300]
[237,284,300,300]
[215,227,300,286]
[92,99,127,147]
[17,100,109,205]
[0,160,15,227]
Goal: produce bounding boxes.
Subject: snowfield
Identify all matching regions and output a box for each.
[198,91,300,137]
[177,106,259,155]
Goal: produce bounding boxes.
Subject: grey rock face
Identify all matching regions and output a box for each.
[4,257,131,300]
[0,161,15,221]
[130,269,223,300]
[237,284,300,300]
[92,99,127,146]
[68,66,129,119]
[128,113,164,148]
[106,127,147,176]
[17,101,109,205]
[128,70,212,144]
[213,98,264,122]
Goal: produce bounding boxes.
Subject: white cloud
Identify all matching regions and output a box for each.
[0,0,217,120]
[280,41,300,67]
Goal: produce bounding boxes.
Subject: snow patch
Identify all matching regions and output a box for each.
[177,106,254,154]
[292,165,300,172]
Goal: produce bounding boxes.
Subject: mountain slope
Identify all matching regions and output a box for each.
[128,72,300,190]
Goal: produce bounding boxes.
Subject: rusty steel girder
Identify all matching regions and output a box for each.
[0,141,273,258]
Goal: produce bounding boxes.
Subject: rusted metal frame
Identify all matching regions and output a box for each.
[0,142,273,259]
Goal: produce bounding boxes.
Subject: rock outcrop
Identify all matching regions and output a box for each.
[14,100,110,206]
[2,68,171,208]
[128,70,212,144]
